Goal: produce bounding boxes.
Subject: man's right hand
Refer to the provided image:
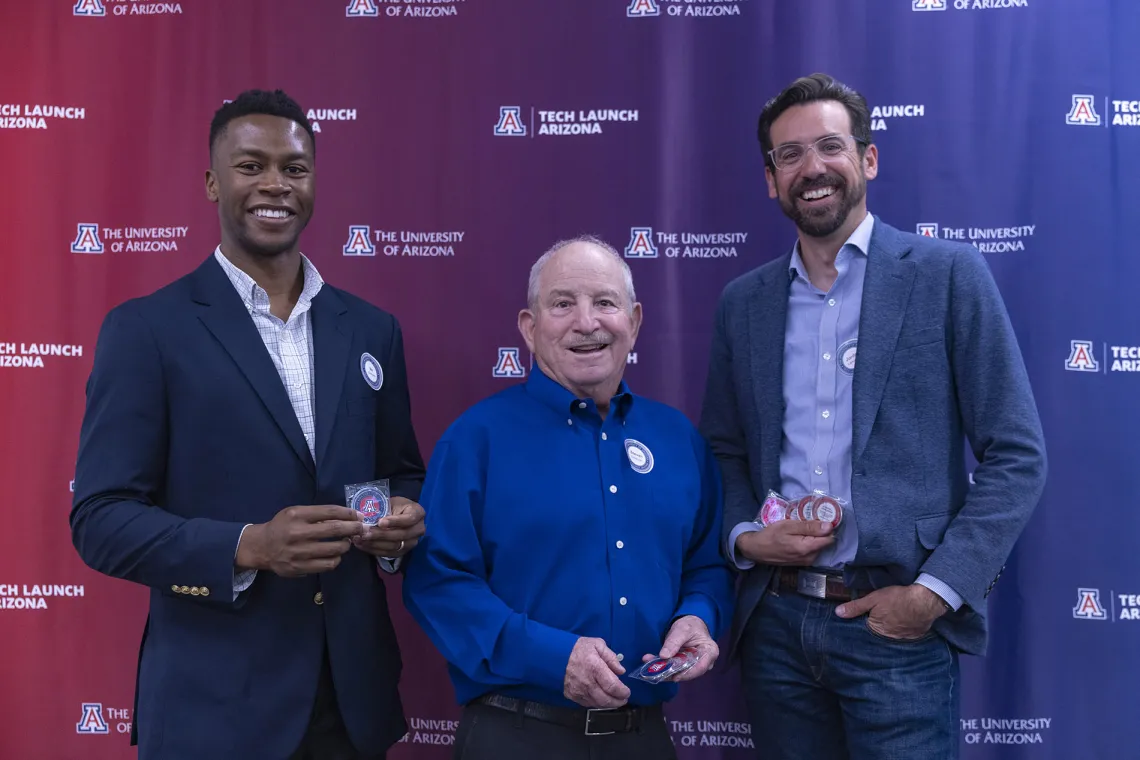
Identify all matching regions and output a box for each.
[736,520,835,566]
[563,637,631,709]
[235,506,365,577]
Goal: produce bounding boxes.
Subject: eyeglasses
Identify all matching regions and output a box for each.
[768,134,867,172]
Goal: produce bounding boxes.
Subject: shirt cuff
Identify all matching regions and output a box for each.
[232,524,257,601]
[377,555,402,574]
[727,521,763,570]
[673,594,719,640]
[915,573,964,612]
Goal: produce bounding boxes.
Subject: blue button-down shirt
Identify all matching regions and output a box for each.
[403,368,734,707]
[728,213,962,609]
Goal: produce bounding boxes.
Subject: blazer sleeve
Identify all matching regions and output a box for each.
[699,291,761,562]
[376,315,426,503]
[918,247,1047,609]
[69,302,248,608]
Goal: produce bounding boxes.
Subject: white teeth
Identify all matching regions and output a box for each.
[253,208,289,219]
[801,187,835,201]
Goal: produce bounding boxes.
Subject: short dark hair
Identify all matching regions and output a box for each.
[209,89,315,160]
[757,73,872,170]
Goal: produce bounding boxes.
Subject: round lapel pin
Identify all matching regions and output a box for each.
[360,352,384,391]
[624,438,654,474]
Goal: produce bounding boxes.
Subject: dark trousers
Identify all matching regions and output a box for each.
[452,699,677,760]
[288,646,386,760]
[740,589,959,760]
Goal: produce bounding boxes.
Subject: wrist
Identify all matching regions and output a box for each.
[913,583,950,618]
[235,524,265,571]
[735,523,764,562]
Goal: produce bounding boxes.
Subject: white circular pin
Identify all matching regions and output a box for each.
[625,439,654,474]
[360,352,383,391]
[838,339,858,376]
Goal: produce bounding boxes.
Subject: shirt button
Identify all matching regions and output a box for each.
[609,485,618,494]
[823,353,831,361]
[619,597,628,606]
[578,401,587,409]
[814,466,823,475]
[601,433,608,441]
[567,419,573,426]
[822,410,831,419]
[828,298,836,306]
[616,653,624,662]
[616,540,624,549]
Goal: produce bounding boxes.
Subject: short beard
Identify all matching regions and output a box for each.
[778,173,866,239]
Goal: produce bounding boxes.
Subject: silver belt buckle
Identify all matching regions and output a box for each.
[585,707,616,736]
[796,570,828,599]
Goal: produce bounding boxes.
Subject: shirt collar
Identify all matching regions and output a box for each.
[213,245,325,307]
[525,364,634,419]
[789,212,875,281]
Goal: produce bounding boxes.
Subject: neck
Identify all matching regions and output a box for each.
[797,208,868,290]
[219,243,304,307]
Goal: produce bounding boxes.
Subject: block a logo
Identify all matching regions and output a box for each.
[1073,588,1107,620]
[917,223,939,238]
[912,0,947,10]
[624,227,657,259]
[1065,340,1099,372]
[76,703,109,734]
[493,107,526,137]
[493,348,526,378]
[1066,95,1101,126]
[73,0,106,16]
[627,0,661,17]
[346,0,380,17]
[343,225,375,256]
[71,223,104,254]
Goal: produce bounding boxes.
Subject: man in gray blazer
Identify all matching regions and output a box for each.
[699,73,1047,760]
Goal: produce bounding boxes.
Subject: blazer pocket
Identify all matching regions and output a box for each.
[896,326,944,351]
[915,513,952,550]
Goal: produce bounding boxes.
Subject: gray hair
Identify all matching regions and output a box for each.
[526,234,637,313]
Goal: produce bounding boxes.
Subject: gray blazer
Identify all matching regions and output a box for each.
[699,217,1047,657]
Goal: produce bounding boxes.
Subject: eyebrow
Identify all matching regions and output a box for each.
[230,148,311,163]
[775,132,842,147]
[548,288,622,301]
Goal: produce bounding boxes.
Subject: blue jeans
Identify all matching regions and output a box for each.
[740,587,959,760]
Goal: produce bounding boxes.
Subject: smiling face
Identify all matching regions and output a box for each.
[205,113,314,260]
[765,100,878,240]
[518,242,642,403]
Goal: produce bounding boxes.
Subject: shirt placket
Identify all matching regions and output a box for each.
[591,404,631,663]
[811,263,845,495]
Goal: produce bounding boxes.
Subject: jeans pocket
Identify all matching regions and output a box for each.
[863,617,937,644]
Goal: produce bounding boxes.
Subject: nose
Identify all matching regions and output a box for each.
[799,145,828,176]
[571,302,600,333]
[258,166,290,195]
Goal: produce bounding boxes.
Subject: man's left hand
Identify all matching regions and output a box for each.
[835,584,948,641]
[641,615,718,683]
[351,497,425,558]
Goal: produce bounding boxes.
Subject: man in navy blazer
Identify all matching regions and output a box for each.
[699,74,1046,760]
[70,89,427,760]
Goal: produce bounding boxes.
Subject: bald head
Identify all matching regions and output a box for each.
[527,235,636,313]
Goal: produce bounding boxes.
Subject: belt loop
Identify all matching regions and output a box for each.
[512,698,525,729]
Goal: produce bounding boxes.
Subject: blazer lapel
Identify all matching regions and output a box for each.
[852,221,916,464]
[749,254,792,486]
[190,256,315,476]
[310,288,352,471]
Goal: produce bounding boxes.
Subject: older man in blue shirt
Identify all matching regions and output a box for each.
[403,235,734,760]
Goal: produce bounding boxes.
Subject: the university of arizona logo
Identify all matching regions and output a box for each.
[73,0,106,17]
[912,0,947,9]
[916,223,939,238]
[76,703,109,734]
[493,107,526,137]
[624,227,657,259]
[627,0,660,17]
[343,225,375,256]
[345,0,379,17]
[71,224,104,254]
[1065,340,1099,372]
[1066,95,1101,126]
[493,347,526,378]
[1073,588,1107,620]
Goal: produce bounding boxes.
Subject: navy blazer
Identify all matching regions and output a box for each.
[70,254,426,759]
[699,218,1047,658]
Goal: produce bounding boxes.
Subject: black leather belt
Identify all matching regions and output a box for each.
[473,693,662,736]
[775,568,859,602]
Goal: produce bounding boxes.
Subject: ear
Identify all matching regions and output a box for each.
[629,302,643,347]
[518,309,537,354]
[205,169,219,203]
[862,143,879,181]
[765,165,778,199]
